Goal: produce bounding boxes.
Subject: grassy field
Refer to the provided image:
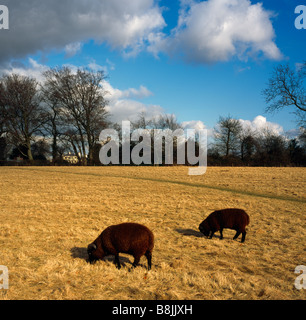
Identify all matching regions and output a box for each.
[0,166,305,300]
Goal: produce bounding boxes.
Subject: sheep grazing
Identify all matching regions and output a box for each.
[199,208,250,243]
[87,222,154,270]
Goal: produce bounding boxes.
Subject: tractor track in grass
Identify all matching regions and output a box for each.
[10,167,306,204]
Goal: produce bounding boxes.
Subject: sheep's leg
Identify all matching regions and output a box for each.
[219,229,224,240]
[114,254,121,269]
[132,255,141,268]
[233,231,241,240]
[145,251,152,270]
[209,231,215,239]
[241,231,246,243]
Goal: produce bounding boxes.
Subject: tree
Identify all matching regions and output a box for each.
[263,62,306,125]
[0,74,46,161]
[42,67,109,165]
[214,115,242,157]
[31,139,50,161]
[40,87,62,163]
[288,138,306,166]
[151,113,182,131]
[255,129,288,166]
[130,111,152,130]
[240,134,257,163]
[0,136,7,161]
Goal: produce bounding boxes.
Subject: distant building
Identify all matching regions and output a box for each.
[62,153,79,164]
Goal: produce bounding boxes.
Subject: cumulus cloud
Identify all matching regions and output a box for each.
[0,0,282,65]
[153,0,282,63]
[102,81,153,100]
[181,120,215,140]
[64,42,83,58]
[238,115,284,136]
[181,120,206,131]
[105,99,164,123]
[0,0,165,64]
[0,58,50,82]
[102,81,162,123]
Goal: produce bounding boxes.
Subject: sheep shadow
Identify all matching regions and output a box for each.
[70,247,88,260]
[70,247,133,267]
[175,229,236,240]
[175,228,223,239]
[175,228,204,238]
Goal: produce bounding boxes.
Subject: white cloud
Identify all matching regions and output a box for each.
[0,0,282,66]
[64,42,82,58]
[87,60,108,73]
[181,120,215,140]
[122,86,153,100]
[102,81,162,123]
[153,0,282,64]
[0,58,49,82]
[102,81,153,100]
[105,99,164,123]
[181,120,206,131]
[238,115,284,136]
[0,0,166,64]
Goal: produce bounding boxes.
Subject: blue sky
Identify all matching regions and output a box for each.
[0,0,305,134]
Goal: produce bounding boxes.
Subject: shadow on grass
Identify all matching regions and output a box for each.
[175,228,204,238]
[70,247,88,260]
[70,247,131,267]
[175,228,224,239]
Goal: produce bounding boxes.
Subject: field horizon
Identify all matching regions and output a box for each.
[0,166,305,300]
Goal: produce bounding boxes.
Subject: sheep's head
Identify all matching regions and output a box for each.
[199,221,210,237]
[87,243,99,264]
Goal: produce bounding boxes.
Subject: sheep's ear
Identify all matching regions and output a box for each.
[88,243,97,251]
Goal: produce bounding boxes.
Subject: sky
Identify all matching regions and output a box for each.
[0,0,305,137]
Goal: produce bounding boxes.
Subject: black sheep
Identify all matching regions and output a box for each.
[199,208,250,242]
[87,222,154,269]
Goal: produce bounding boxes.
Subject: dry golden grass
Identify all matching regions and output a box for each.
[0,166,305,300]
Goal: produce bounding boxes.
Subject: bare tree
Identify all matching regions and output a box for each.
[0,74,46,161]
[214,115,242,157]
[130,111,153,130]
[40,92,62,163]
[151,113,182,131]
[131,112,182,131]
[42,67,109,165]
[0,104,6,137]
[263,62,306,125]
[255,128,288,166]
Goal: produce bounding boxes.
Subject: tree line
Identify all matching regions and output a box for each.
[209,115,305,166]
[0,67,109,165]
[0,64,305,166]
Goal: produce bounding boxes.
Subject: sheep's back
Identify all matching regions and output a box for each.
[101,223,154,254]
[211,208,249,229]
